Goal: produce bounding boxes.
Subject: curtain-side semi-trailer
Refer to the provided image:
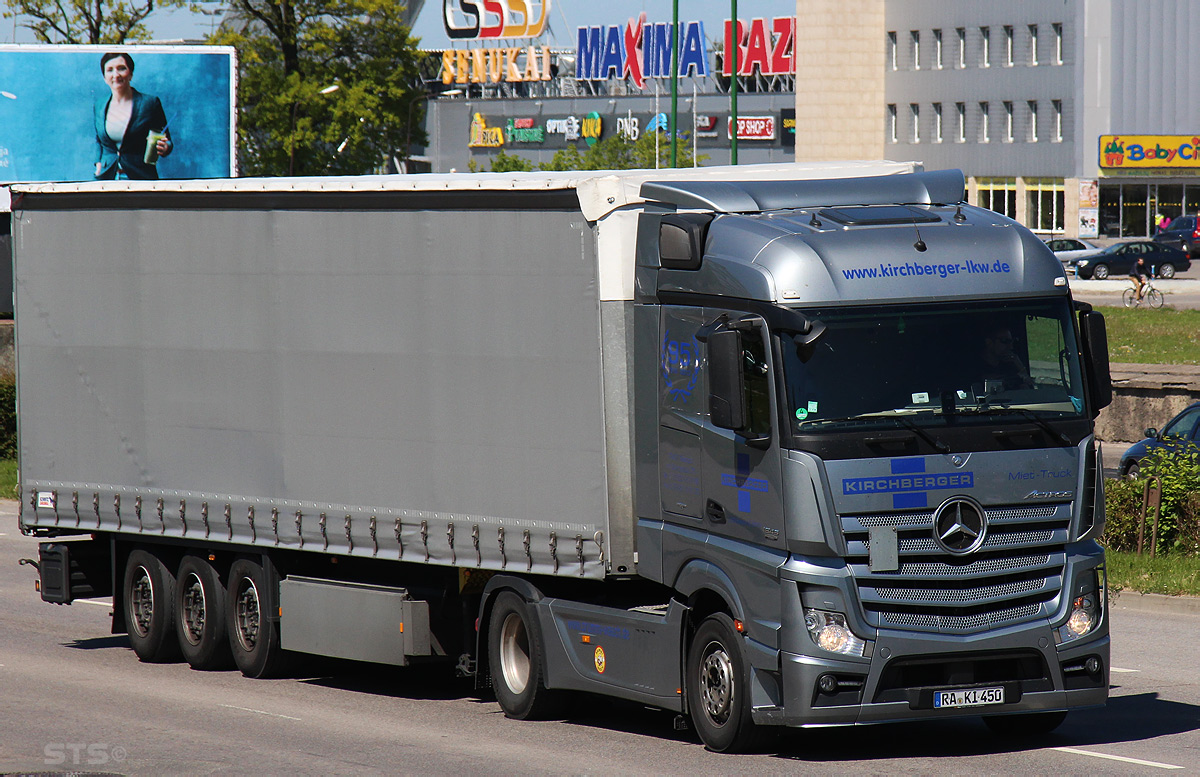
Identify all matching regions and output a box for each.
[14,164,1111,752]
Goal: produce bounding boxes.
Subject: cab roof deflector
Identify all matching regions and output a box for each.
[639,169,966,214]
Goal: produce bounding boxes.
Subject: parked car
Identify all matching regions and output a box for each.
[1074,240,1190,280]
[1043,237,1102,271]
[1119,402,1200,478]
[1153,214,1200,259]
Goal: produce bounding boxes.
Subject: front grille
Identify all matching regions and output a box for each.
[842,503,1070,633]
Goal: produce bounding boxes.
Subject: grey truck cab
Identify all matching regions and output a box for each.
[620,169,1110,749]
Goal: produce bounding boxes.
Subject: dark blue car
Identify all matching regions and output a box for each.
[1119,402,1200,478]
[1074,240,1190,279]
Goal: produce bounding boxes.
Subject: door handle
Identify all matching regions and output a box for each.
[705,499,726,524]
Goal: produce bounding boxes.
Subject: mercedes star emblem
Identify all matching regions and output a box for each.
[932,498,988,555]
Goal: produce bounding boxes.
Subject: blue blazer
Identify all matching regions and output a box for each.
[95,89,171,180]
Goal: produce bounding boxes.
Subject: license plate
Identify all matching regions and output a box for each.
[933,686,1005,709]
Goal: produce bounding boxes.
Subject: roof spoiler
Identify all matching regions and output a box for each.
[639,169,966,214]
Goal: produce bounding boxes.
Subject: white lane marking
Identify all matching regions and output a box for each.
[219,704,301,721]
[1054,747,1183,770]
[1110,667,1140,673]
[76,598,113,607]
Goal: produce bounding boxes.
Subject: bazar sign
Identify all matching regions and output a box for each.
[729,115,777,141]
[576,15,708,85]
[443,0,550,40]
[441,46,552,84]
[723,17,795,76]
[1099,135,1200,168]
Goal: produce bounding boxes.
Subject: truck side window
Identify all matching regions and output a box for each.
[743,330,771,437]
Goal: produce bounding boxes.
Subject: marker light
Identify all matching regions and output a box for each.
[804,609,867,657]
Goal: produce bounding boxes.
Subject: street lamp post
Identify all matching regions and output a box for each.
[289,83,339,177]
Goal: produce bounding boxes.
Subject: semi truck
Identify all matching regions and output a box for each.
[13,163,1111,752]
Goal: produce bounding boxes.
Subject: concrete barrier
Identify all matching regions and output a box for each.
[1098,363,1200,445]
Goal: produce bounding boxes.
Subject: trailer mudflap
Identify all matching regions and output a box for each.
[37,539,112,603]
[279,576,445,665]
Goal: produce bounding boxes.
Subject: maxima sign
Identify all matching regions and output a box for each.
[576,14,708,85]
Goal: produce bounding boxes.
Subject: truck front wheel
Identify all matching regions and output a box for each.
[175,555,233,670]
[488,591,562,720]
[687,613,761,753]
[123,549,180,663]
[226,559,286,678]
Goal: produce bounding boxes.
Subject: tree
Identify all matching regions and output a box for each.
[3,0,194,43]
[214,0,425,176]
[542,130,706,172]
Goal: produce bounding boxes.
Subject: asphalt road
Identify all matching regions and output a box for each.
[1068,263,1200,309]
[2,501,1197,775]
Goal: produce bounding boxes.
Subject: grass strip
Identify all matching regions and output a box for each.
[1097,305,1200,365]
[1105,550,1200,596]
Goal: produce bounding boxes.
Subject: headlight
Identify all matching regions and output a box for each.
[1078,259,1090,266]
[1056,568,1104,644]
[804,609,868,656]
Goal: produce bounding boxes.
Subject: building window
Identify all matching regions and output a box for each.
[1026,179,1065,232]
[1003,25,1014,66]
[1028,100,1038,142]
[980,102,990,143]
[980,27,990,67]
[911,103,920,143]
[1052,99,1063,142]
[956,27,966,68]
[888,31,897,70]
[933,103,943,143]
[1053,23,1063,64]
[978,178,1017,220]
[956,102,966,142]
[1029,24,1039,65]
[911,30,920,69]
[933,29,943,69]
[888,104,897,143]
[1003,101,1014,142]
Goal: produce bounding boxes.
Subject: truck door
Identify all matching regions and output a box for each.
[699,315,786,551]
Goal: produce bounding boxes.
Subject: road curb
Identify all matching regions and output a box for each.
[1111,589,1200,617]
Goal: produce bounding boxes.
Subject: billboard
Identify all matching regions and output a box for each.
[1099,134,1200,169]
[0,44,236,182]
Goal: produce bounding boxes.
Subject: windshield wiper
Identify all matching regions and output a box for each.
[958,406,1074,446]
[891,415,951,453]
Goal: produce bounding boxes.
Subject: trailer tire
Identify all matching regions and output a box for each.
[488,591,562,720]
[983,710,1067,737]
[123,549,181,663]
[226,559,286,679]
[175,555,233,670]
[687,613,761,753]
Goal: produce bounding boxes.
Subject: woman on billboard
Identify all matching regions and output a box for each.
[94,52,173,180]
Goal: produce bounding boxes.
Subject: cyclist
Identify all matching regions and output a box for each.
[1128,255,1149,302]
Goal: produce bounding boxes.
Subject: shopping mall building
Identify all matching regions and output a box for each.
[419,0,1199,240]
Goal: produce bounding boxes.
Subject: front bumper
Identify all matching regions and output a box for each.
[754,622,1108,727]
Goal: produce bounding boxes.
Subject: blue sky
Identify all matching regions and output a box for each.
[2,1,797,46]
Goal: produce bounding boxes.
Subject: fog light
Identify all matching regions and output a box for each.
[817,673,839,694]
[1084,656,1102,677]
[803,609,867,657]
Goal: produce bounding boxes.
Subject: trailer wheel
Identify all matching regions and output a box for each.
[122,549,180,663]
[983,710,1067,737]
[687,613,761,753]
[175,555,233,670]
[226,559,286,678]
[488,591,562,720]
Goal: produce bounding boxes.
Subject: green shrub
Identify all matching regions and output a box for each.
[1104,444,1200,555]
[0,377,13,460]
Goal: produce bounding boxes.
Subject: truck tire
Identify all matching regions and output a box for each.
[687,613,761,753]
[175,555,233,670]
[226,559,286,678]
[123,549,181,663]
[983,710,1067,737]
[488,591,562,720]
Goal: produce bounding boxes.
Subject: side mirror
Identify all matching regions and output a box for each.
[1078,310,1112,414]
[1145,427,1159,439]
[707,329,745,431]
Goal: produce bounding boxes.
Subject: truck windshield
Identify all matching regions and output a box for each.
[781,298,1087,435]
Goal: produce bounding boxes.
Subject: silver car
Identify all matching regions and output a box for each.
[1044,237,1102,272]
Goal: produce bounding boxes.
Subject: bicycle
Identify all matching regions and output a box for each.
[1123,270,1164,308]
